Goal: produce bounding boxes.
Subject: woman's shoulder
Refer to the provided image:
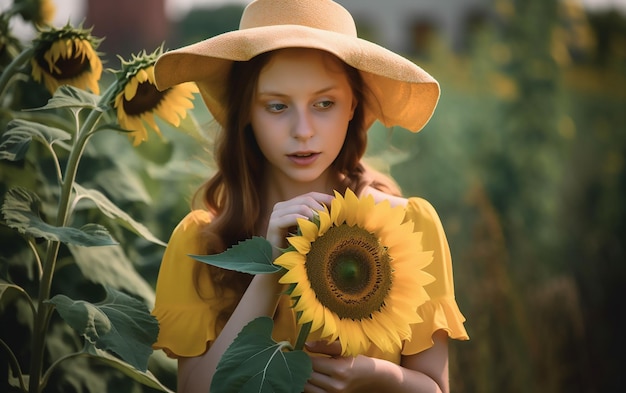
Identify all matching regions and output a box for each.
[175,209,213,231]
[361,186,408,208]
[361,187,441,222]
[166,209,213,246]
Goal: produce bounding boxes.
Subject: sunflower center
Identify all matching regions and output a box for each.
[38,42,90,79]
[332,257,367,293]
[306,224,392,320]
[123,82,166,116]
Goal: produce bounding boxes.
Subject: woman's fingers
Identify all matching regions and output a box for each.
[305,340,343,357]
[266,192,334,248]
[272,192,333,217]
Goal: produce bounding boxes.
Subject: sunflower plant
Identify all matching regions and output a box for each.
[0,6,199,392]
[192,189,435,393]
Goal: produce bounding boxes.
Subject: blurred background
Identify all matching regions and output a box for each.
[2,0,625,392]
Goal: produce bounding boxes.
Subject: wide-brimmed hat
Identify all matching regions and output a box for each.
[154,0,440,132]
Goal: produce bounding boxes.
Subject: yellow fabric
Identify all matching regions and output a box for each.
[152,197,468,362]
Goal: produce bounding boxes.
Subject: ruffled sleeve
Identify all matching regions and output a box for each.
[151,210,223,358]
[401,198,469,355]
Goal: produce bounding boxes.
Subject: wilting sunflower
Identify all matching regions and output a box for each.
[275,189,435,357]
[14,0,55,26]
[113,47,198,146]
[30,23,103,95]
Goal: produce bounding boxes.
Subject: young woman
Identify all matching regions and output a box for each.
[151,1,468,392]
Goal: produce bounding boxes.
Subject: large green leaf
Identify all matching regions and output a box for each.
[68,244,155,306]
[74,183,165,246]
[211,317,311,393]
[34,85,101,111]
[83,346,174,392]
[47,287,159,372]
[190,237,282,274]
[0,119,71,161]
[1,187,117,246]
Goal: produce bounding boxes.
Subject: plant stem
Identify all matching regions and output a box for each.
[26,83,118,393]
[294,321,312,351]
[0,338,26,392]
[0,47,34,99]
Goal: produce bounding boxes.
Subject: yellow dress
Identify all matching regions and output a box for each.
[152,197,469,363]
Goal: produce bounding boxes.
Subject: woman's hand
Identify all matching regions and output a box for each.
[303,340,377,393]
[303,334,450,393]
[265,192,334,251]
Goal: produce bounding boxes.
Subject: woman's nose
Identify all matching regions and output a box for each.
[291,109,314,140]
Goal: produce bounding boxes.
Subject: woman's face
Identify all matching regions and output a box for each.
[250,48,356,192]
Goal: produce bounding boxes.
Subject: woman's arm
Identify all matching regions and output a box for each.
[178,272,283,393]
[304,330,450,393]
[177,192,334,393]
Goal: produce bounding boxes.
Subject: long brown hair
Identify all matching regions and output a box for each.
[192,49,400,330]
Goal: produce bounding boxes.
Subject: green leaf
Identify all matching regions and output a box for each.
[83,346,174,392]
[211,317,312,393]
[68,244,156,306]
[47,287,159,372]
[93,123,134,134]
[74,183,166,246]
[190,237,282,274]
[1,187,117,246]
[0,282,34,315]
[33,85,101,111]
[0,119,71,161]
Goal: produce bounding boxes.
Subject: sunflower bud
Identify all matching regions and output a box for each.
[112,45,199,146]
[30,22,103,95]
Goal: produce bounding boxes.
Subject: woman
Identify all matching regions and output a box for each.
[151,1,468,392]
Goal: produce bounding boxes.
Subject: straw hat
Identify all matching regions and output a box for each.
[154,0,440,132]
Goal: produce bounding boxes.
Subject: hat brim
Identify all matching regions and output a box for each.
[154,25,440,132]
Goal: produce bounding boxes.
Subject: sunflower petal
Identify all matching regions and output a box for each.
[124,77,139,100]
[274,251,304,270]
[320,307,338,340]
[343,188,359,226]
[317,209,332,235]
[330,191,346,225]
[287,236,311,254]
[278,263,306,285]
[298,219,319,242]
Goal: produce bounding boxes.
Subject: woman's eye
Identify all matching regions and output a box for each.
[267,103,287,112]
[314,100,334,110]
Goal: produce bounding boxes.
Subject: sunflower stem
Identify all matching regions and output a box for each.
[27,81,118,393]
[294,321,313,351]
[0,46,35,100]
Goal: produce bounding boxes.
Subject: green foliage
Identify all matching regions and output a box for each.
[191,237,282,274]
[0,119,71,162]
[380,1,626,392]
[48,287,157,372]
[3,187,117,247]
[211,317,312,393]
[0,16,197,390]
[0,81,175,391]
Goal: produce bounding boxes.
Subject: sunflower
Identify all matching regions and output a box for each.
[113,47,199,146]
[14,0,55,26]
[30,23,103,95]
[274,189,435,357]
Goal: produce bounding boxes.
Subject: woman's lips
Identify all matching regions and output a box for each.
[287,152,320,165]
